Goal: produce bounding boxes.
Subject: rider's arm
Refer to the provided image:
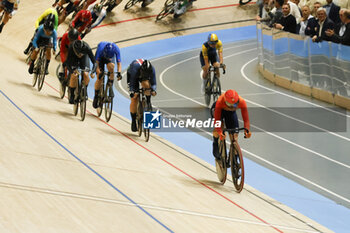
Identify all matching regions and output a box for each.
[237,97,250,131]
[71,11,81,28]
[52,30,58,52]
[54,11,59,30]
[95,42,103,62]
[32,26,44,49]
[150,66,157,91]
[60,34,69,63]
[90,9,106,29]
[217,40,223,64]
[214,100,223,135]
[80,15,92,32]
[201,44,209,67]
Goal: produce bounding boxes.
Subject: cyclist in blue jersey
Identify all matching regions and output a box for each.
[92,41,122,108]
[127,59,156,132]
[28,20,57,75]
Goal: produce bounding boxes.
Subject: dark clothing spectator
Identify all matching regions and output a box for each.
[305,17,318,36]
[276,14,297,33]
[330,23,350,45]
[323,2,340,24]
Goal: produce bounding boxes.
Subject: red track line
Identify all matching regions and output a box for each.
[95,2,255,29]
[44,78,283,233]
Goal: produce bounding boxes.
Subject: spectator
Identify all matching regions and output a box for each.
[256,0,284,27]
[325,9,350,45]
[311,7,335,42]
[284,0,302,23]
[323,0,340,24]
[291,0,302,14]
[275,3,297,33]
[312,1,322,17]
[298,5,314,36]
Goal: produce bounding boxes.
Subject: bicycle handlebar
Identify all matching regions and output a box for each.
[209,65,226,75]
[223,127,248,134]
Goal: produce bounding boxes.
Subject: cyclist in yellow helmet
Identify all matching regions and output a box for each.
[199,33,225,93]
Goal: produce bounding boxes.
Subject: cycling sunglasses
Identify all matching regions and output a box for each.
[225,99,239,108]
[209,40,218,45]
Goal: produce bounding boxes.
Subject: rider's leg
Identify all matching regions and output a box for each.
[141,80,152,110]
[28,49,39,74]
[212,129,220,159]
[45,48,52,75]
[0,12,10,33]
[93,62,104,108]
[130,94,139,132]
[68,71,78,104]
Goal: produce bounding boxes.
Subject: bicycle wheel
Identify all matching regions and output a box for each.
[204,77,211,106]
[96,84,104,117]
[239,0,252,5]
[157,4,175,21]
[230,142,245,192]
[142,99,150,142]
[137,100,143,137]
[212,76,221,103]
[164,0,174,7]
[215,139,227,184]
[104,84,113,122]
[73,84,79,116]
[37,49,46,92]
[124,0,138,10]
[80,82,87,121]
[25,48,33,65]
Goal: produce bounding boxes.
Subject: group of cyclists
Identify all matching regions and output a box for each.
[6,0,252,163]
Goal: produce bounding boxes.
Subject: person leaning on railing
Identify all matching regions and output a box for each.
[307,7,335,42]
[325,9,350,45]
[274,3,297,33]
[255,0,284,27]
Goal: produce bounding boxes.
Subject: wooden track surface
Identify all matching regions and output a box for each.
[0,0,332,232]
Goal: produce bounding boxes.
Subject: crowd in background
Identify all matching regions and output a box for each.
[256,0,350,45]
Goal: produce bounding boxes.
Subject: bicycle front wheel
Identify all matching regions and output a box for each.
[239,0,252,5]
[96,84,104,117]
[156,5,173,21]
[104,84,113,122]
[37,54,46,92]
[212,77,221,103]
[230,142,245,192]
[124,0,138,9]
[204,78,211,106]
[142,99,150,142]
[80,83,87,121]
[215,140,227,184]
[137,101,143,137]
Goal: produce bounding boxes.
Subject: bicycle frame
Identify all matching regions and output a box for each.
[136,88,152,142]
[204,65,225,106]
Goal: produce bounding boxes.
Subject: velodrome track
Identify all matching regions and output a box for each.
[0,0,348,232]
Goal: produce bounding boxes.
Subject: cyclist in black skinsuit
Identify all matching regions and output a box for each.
[64,40,96,104]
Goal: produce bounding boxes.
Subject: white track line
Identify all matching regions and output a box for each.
[0,182,319,233]
[240,57,350,118]
[155,50,350,204]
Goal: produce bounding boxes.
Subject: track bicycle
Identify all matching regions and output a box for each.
[204,65,225,107]
[216,127,247,193]
[239,0,252,5]
[156,0,176,21]
[96,71,118,122]
[72,67,90,121]
[136,88,152,142]
[32,45,50,92]
[124,0,150,9]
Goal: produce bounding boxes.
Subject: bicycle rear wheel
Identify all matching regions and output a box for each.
[212,77,221,103]
[80,82,87,121]
[230,142,245,192]
[104,84,113,122]
[124,0,138,9]
[204,77,211,106]
[215,140,227,184]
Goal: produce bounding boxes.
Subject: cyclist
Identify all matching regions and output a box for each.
[56,0,80,25]
[173,0,195,18]
[70,9,92,34]
[24,8,58,55]
[81,3,106,39]
[0,0,20,33]
[92,42,122,108]
[28,20,57,75]
[127,59,156,132]
[211,89,251,160]
[64,40,96,104]
[58,28,81,81]
[199,33,224,93]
